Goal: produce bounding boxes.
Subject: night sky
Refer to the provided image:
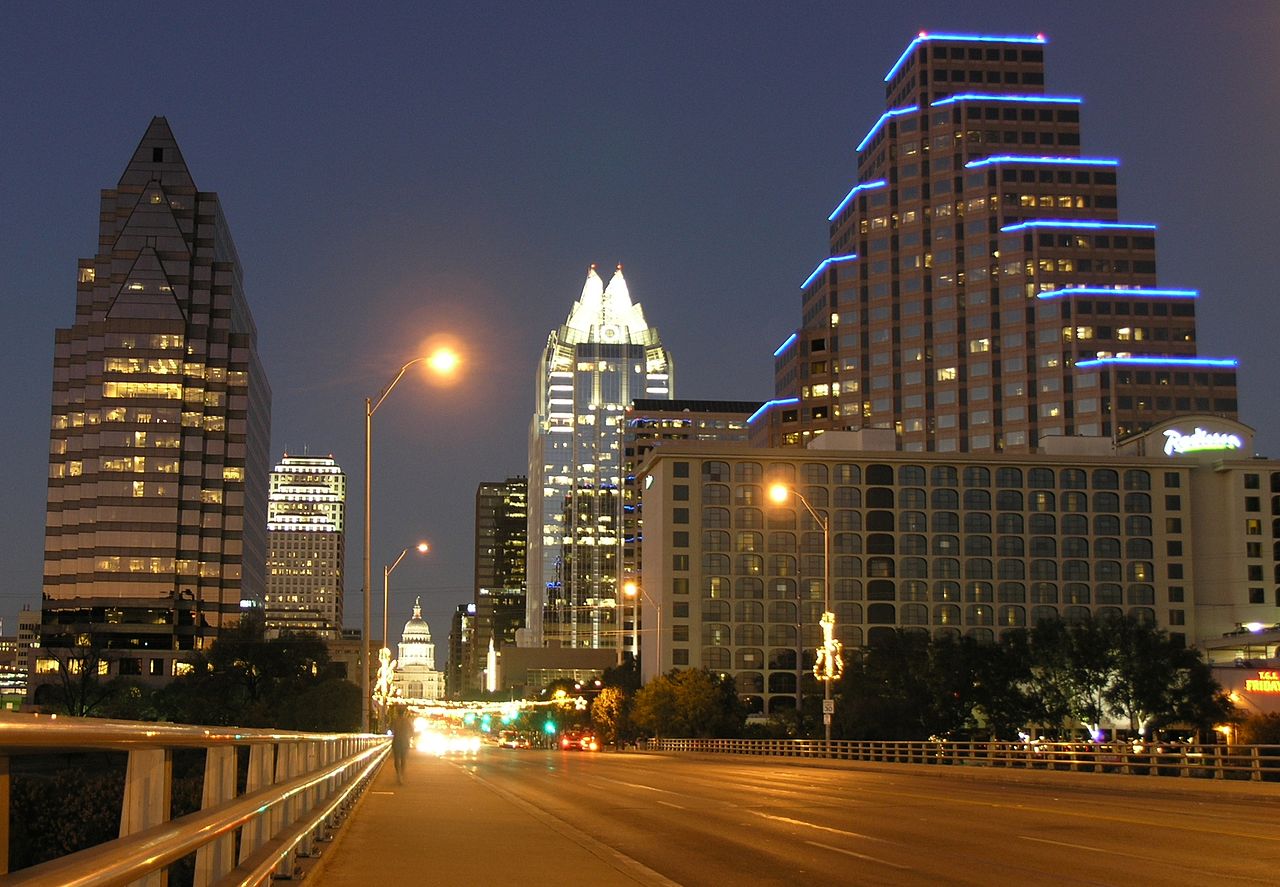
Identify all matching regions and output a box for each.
[3,2,1278,647]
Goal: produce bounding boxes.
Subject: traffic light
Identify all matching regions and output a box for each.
[543,719,557,735]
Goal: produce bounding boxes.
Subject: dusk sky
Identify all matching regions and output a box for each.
[3,2,1278,645]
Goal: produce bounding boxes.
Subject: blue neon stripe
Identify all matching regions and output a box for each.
[827,179,888,222]
[931,93,1080,107]
[1037,287,1198,301]
[774,332,798,357]
[1000,220,1157,233]
[884,33,1046,83]
[747,397,800,425]
[965,155,1118,169]
[801,254,859,290]
[856,106,918,153]
[1074,357,1238,369]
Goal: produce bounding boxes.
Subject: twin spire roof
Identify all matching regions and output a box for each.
[563,263,652,344]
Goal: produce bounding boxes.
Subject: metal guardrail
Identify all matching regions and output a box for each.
[650,737,1280,781]
[0,712,390,887]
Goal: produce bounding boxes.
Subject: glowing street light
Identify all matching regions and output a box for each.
[362,349,460,730]
[623,581,661,679]
[383,541,429,653]
[768,483,841,742]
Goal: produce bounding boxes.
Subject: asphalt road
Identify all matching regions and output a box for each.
[445,748,1280,886]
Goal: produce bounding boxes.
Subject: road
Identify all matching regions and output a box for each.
[319,747,1280,886]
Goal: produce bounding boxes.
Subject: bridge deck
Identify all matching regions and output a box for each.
[316,750,650,885]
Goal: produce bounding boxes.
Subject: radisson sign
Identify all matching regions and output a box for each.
[1162,427,1244,457]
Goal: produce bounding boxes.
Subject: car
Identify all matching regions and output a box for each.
[560,730,600,752]
[498,730,530,749]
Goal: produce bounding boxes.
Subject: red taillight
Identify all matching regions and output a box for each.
[561,738,570,747]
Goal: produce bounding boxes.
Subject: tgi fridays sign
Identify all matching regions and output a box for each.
[1245,670,1280,693]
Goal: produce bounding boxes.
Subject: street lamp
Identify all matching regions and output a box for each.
[363,347,459,730]
[383,542,429,652]
[768,483,840,742]
[623,581,660,680]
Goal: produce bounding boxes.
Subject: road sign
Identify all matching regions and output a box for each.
[823,714,832,725]
[822,699,835,715]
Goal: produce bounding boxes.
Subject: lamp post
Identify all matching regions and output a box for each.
[383,542,429,652]
[623,581,660,680]
[769,483,838,742]
[362,348,458,730]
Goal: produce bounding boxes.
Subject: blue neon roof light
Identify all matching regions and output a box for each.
[1000,220,1157,233]
[774,332,798,357]
[1036,287,1197,301]
[747,398,800,425]
[856,106,918,153]
[965,155,1119,169]
[1074,357,1238,370]
[883,33,1046,83]
[801,254,859,290]
[930,93,1080,107]
[828,179,887,222]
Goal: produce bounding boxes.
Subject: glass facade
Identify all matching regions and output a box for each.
[527,266,674,648]
[265,455,346,638]
[41,117,271,662]
[764,33,1239,452]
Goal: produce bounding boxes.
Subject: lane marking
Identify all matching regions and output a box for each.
[1017,835,1272,882]
[747,810,897,845]
[656,800,685,810]
[805,840,910,870]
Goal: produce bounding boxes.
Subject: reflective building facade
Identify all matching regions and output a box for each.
[40,118,271,672]
[760,33,1239,452]
[526,265,675,649]
[265,454,346,638]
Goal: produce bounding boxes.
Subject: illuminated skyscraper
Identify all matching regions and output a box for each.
[758,32,1239,452]
[39,117,271,678]
[469,476,527,692]
[265,454,346,638]
[526,265,675,648]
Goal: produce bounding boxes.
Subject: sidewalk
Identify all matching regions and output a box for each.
[312,752,662,886]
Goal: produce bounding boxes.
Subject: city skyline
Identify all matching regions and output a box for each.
[4,4,1279,647]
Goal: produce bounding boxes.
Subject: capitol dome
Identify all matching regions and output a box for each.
[397,597,436,669]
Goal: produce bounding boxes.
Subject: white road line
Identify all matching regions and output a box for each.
[747,810,897,845]
[655,800,686,810]
[805,840,910,870]
[1017,834,1271,882]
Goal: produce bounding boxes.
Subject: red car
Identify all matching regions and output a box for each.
[560,730,600,751]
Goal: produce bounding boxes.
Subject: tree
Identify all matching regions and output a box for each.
[153,630,359,731]
[591,686,632,746]
[971,630,1038,739]
[631,669,745,738]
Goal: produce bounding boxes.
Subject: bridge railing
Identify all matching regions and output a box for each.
[649,737,1280,781]
[0,712,389,887]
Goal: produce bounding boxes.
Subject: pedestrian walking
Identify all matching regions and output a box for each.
[391,707,412,784]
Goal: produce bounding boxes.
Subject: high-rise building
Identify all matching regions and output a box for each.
[636,416,1276,712]
[38,117,271,684]
[620,400,762,655]
[470,476,527,692]
[446,602,476,696]
[757,32,1239,452]
[265,454,346,638]
[525,265,675,649]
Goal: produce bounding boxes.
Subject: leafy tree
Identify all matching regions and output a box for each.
[153,629,359,731]
[590,686,632,746]
[971,630,1038,738]
[631,669,745,738]
[1239,713,1280,745]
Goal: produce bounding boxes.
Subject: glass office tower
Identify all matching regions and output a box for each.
[760,33,1239,452]
[526,265,674,649]
[40,117,271,671]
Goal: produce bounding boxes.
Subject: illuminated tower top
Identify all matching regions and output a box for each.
[562,264,655,346]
